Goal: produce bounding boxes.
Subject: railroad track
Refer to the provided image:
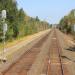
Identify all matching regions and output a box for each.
[40,29,70,75]
[46,29,70,75]
[1,29,70,75]
[2,31,51,75]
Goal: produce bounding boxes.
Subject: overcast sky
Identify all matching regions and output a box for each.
[16,0,75,24]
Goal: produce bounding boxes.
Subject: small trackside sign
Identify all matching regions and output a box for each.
[74,24,75,31]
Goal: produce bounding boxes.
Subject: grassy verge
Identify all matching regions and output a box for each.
[0,43,3,51]
[0,31,43,51]
[0,36,28,50]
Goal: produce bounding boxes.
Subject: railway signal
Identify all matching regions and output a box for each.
[0,10,7,62]
[2,10,7,19]
[3,23,8,33]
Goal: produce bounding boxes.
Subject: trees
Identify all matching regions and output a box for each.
[0,0,50,42]
[59,9,75,34]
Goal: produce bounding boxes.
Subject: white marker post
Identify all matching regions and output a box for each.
[74,10,75,32]
[74,24,75,32]
[1,10,7,62]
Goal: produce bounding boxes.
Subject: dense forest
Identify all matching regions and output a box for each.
[0,0,50,42]
[59,9,75,34]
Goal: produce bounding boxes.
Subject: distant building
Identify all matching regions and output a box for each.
[12,0,16,3]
